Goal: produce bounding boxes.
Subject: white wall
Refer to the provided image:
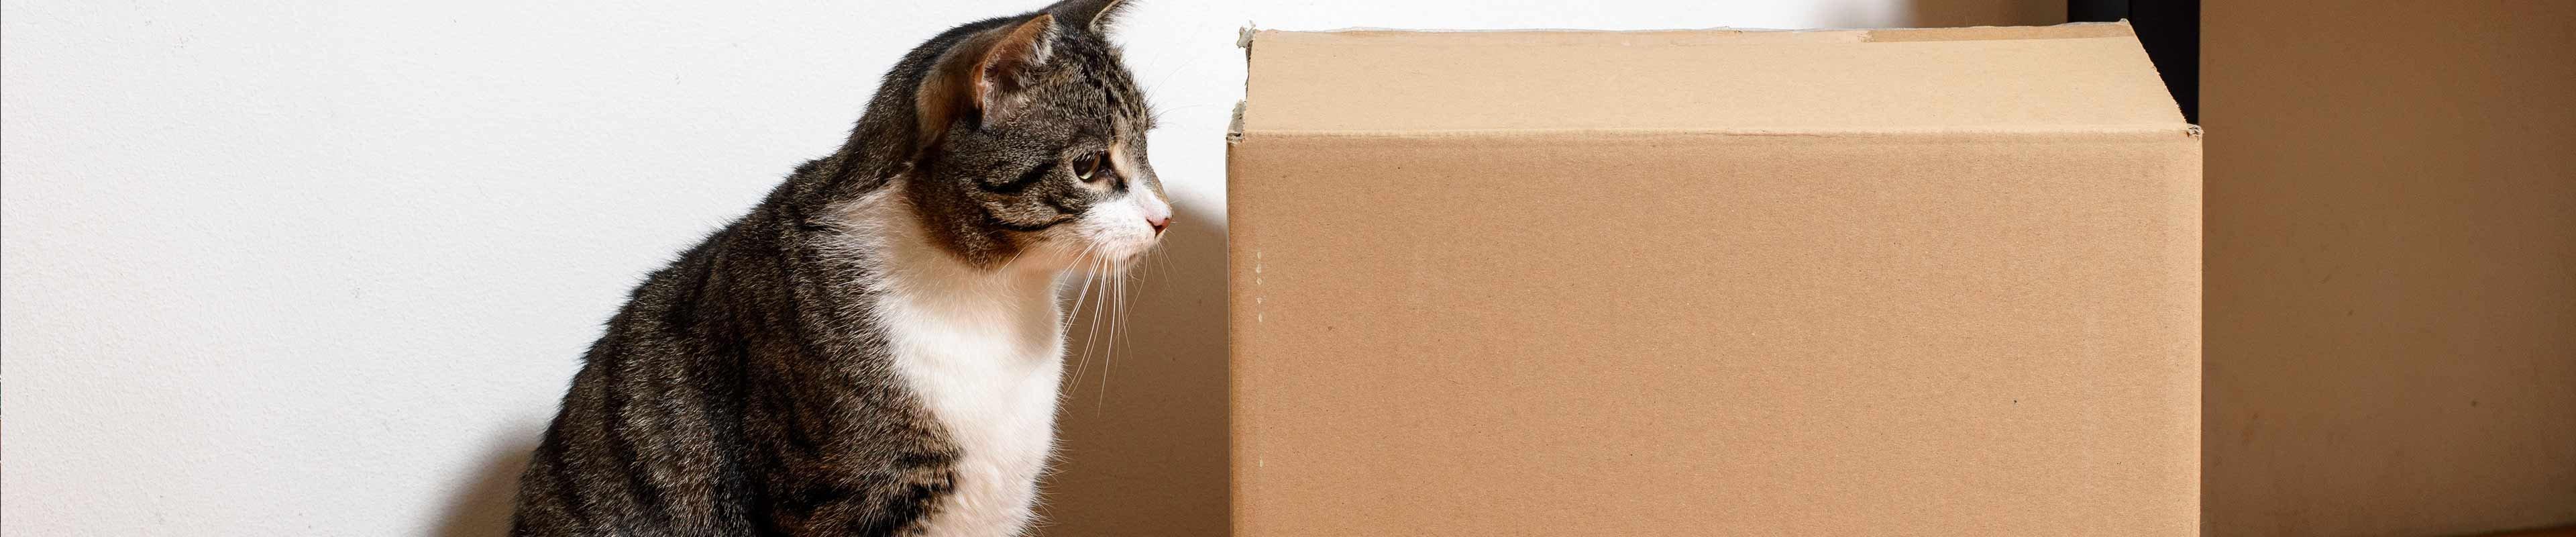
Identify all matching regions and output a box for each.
[0,1,2056,535]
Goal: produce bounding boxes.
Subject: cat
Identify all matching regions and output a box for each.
[506,1,1167,535]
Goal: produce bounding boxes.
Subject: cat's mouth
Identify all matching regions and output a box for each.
[1027,208,1165,273]
[1079,236,1162,271]
[1008,226,1159,276]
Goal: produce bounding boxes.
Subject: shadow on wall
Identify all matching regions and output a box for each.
[1040,203,1230,536]
[432,427,539,537]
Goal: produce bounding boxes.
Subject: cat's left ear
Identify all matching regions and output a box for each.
[918,13,1058,138]
[1048,0,1134,33]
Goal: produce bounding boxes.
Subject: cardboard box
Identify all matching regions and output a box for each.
[1227,23,2198,535]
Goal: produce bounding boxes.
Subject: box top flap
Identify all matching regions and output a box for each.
[1240,22,2187,134]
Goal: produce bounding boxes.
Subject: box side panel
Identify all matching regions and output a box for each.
[2205,2,2576,535]
[1242,30,2181,133]
[1229,131,2200,536]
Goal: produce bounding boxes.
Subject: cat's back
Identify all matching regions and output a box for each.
[507,227,769,536]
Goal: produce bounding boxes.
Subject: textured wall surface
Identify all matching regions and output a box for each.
[2204,3,2576,536]
[0,1,2060,535]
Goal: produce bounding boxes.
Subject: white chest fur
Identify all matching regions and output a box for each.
[879,283,1064,537]
[836,186,1069,537]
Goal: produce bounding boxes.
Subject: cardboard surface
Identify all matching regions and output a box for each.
[1231,23,2199,535]
[2203,3,2576,535]
[1243,24,2178,133]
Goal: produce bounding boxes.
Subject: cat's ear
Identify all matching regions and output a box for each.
[917,13,1059,139]
[1049,0,1134,33]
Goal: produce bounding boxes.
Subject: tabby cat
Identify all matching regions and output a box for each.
[506,1,1169,535]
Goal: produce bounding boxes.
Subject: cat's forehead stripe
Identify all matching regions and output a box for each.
[1084,57,1150,130]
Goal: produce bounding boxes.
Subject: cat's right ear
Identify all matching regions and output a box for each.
[917,14,1059,144]
[1048,0,1134,32]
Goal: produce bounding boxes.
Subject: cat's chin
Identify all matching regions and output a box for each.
[1010,238,1159,276]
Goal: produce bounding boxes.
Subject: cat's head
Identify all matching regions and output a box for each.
[836,0,1165,274]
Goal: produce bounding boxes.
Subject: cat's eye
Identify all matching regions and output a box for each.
[1074,153,1110,183]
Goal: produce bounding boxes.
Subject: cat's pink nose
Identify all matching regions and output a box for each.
[1145,215,1170,234]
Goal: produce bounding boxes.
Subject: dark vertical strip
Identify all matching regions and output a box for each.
[2072,0,2199,122]
[2068,0,2131,23]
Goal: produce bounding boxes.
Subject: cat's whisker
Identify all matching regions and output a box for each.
[1100,262,1138,409]
[1097,263,1117,409]
[1149,240,1173,281]
[1081,252,1112,393]
[1142,48,1210,104]
[1079,248,1112,376]
[1063,243,1102,322]
[1063,244,1104,389]
[1091,258,1115,403]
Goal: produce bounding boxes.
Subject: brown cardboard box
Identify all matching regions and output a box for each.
[1227,23,2198,535]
